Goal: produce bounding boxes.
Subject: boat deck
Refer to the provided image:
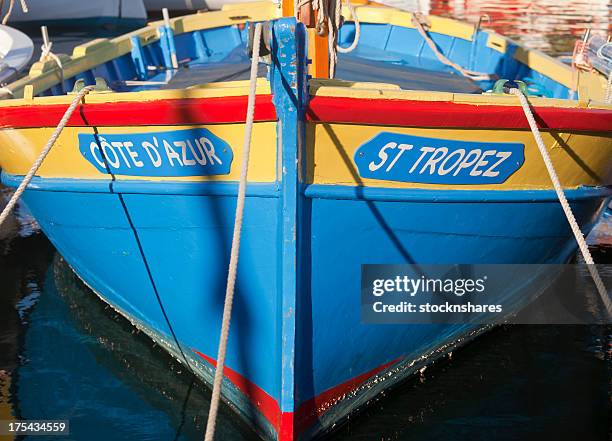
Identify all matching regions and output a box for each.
[118,47,482,94]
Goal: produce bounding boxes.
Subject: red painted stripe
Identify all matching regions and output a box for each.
[4,93,608,131]
[0,95,277,128]
[306,96,612,131]
[195,349,294,440]
[279,412,294,441]
[193,350,282,431]
[192,349,402,440]
[293,358,400,434]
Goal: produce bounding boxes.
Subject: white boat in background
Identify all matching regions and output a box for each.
[143,0,259,11]
[0,24,32,85]
[0,0,146,28]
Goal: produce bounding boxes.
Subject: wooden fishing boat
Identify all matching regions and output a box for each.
[0,2,610,439]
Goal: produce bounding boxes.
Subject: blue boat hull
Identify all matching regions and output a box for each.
[1,14,611,441]
[5,173,609,439]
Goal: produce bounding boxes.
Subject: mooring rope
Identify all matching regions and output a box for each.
[412,12,495,82]
[0,85,94,228]
[203,22,262,441]
[509,87,611,316]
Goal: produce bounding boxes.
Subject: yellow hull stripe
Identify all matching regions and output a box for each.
[307,123,612,190]
[0,122,278,182]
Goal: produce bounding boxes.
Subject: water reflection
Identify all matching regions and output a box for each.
[0,186,255,441]
[332,324,609,440]
[0,196,53,440]
[386,0,610,56]
[8,255,257,440]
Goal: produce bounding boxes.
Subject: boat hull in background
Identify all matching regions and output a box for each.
[0,25,33,84]
[0,0,146,28]
[144,0,260,11]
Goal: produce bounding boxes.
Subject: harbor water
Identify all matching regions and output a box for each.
[0,1,610,440]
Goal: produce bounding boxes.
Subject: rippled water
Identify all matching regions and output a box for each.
[0,3,610,441]
[389,0,611,56]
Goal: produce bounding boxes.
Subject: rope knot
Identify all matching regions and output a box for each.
[502,81,522,94]
[39,26,65,92]
[40,41,63,69]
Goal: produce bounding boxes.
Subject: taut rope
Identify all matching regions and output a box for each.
[203,22,262,441]
[509,87,611,316]
[0,85,95,227]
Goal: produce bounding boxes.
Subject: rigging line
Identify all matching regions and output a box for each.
[509,87,611,316]
[204,21,262,441]
[83,121,197,379]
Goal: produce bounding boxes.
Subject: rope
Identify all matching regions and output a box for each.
[335,0,359,54]
[203,22,262,441]
[412,12,496,82]
[328,0,359,77]
[509,87,611,316]
[1,0,12,25]
[572,38,593,72]
[0,85,94,228]
[596,42,612,102]
[295,0,360,78]
[330,0,359,77]
[40,42,63,70]
[0,87,13,98]
[1,0,27,25]
[40,26,64,91]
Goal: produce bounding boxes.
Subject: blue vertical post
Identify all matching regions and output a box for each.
[130,36,147,80]
[158,26,178,69]
[468,31,479,72]
[160,7,179,69]
[192,31,209,62]
[269,17,308,437]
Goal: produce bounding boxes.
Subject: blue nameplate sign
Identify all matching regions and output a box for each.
[354,133,524,185]
[79,128,233,177]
